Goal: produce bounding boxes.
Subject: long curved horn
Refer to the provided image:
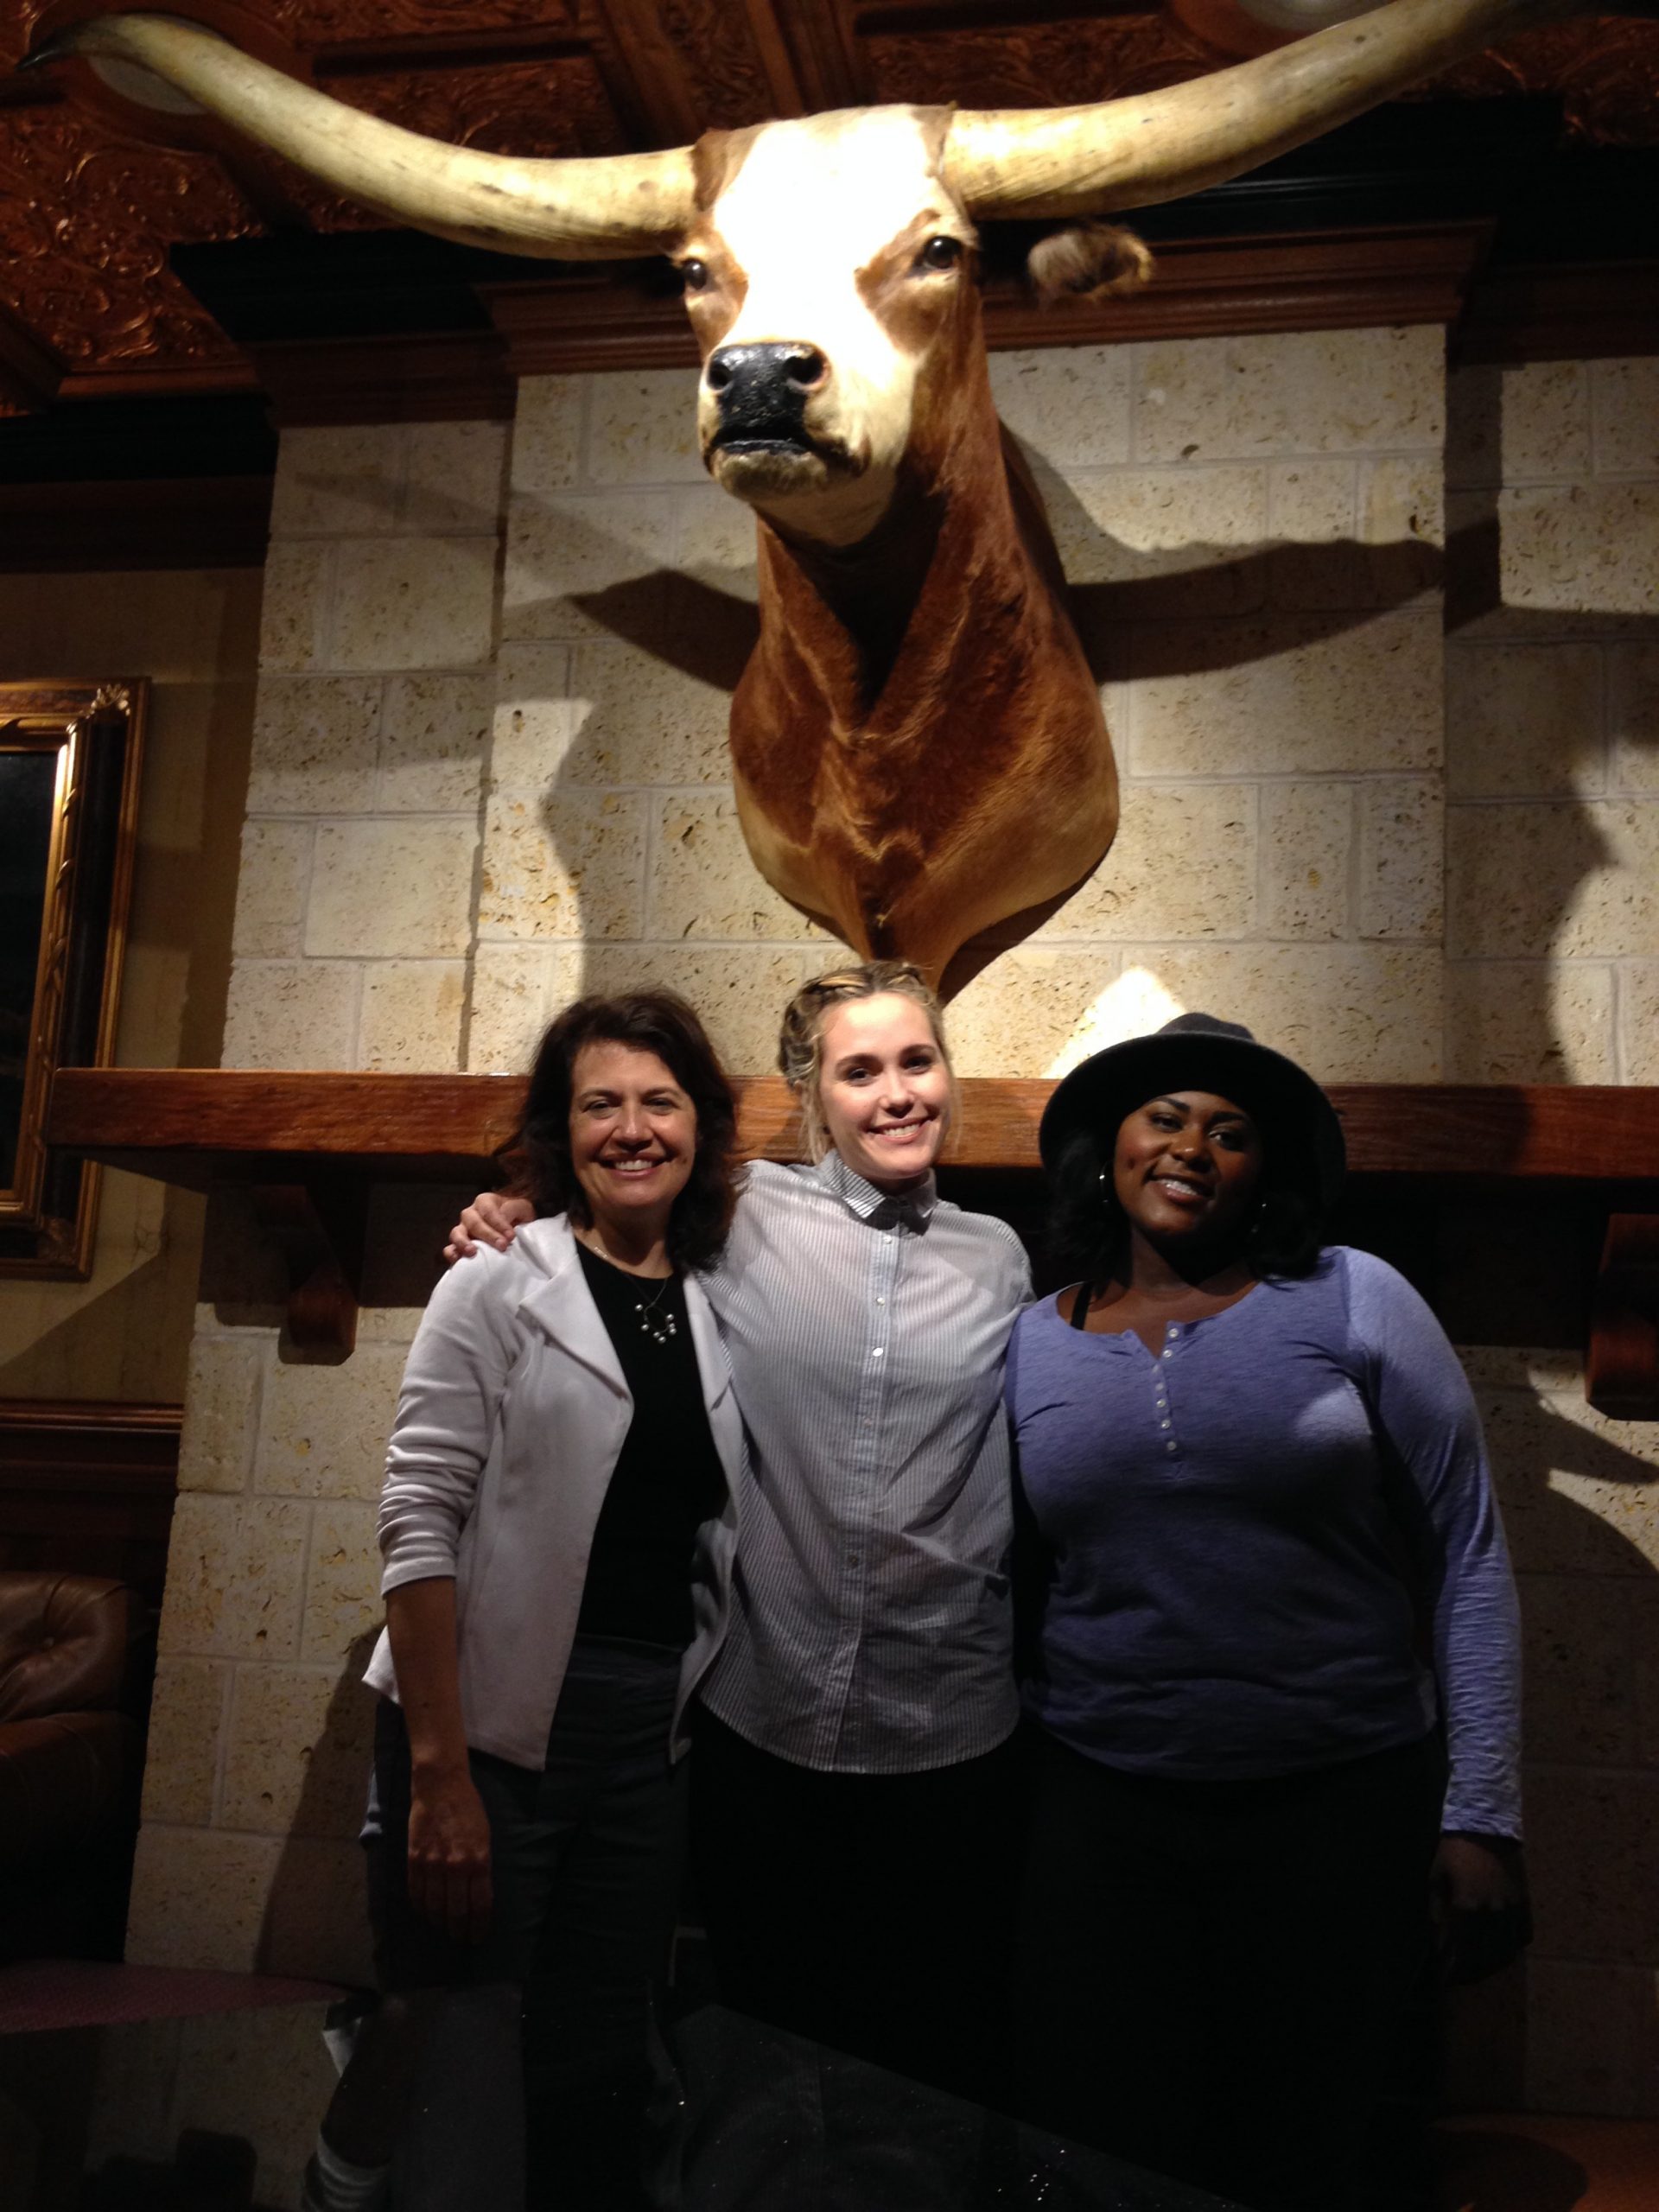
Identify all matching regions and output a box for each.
[41,14,696,257]
[944,0,1634,219]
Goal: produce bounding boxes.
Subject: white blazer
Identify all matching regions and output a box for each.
[362,1213,743,1770]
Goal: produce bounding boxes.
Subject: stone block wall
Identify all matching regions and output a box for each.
[127,331,1659,2123]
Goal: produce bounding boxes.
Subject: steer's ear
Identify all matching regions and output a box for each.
[1027,222,1154,305]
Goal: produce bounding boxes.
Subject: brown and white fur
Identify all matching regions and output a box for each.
[681,107,1123,984]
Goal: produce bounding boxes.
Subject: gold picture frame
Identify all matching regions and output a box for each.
[0,680,147,1279]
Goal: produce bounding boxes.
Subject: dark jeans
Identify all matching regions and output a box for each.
[1012,1726,1444,2212]
[363,1636,685,2205]
[689,1707,1025,2103]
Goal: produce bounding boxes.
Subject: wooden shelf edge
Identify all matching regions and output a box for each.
[46,1068,1659,1184]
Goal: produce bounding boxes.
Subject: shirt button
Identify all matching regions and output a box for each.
[875,1296,886,1306]
[1166,1325,1180,1339]
[1160,1420,1171,1430]
[872,1346,885,1358]
[1166,1441,1178,1454]
[1161,1350,1173,1361]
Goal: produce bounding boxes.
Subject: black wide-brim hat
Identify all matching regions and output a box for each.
[1039,1012,1346,1213]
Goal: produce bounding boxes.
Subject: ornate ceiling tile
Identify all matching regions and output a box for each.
[273,0,578,41]
[1427,21,1659,145]
[334,54,629,160]
[864,13,1213,109]
[0,105,255,366]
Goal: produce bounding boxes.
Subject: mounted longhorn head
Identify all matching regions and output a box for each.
[38,2,1659,982]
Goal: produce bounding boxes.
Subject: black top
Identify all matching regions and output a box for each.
[574,1241,728,1649]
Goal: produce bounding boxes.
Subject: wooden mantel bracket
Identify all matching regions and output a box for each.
[250,1179,370,1358]
[1586,1215,1659,1420]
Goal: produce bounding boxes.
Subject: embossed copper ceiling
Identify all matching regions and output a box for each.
[0,1,1654,409]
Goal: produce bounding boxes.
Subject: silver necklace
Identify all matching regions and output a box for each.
[632,1273,678,1344]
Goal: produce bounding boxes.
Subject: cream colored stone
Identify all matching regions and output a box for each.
[1447,801,1659,959]
[230,822,310,963]
[1446,642,1605,798]
[1044,467,1268,614]
[512,374,586,494]
[220,1663,375,1838]
[1454,1344,1583,1394]
[177,1335,263,1494]
[1526,1770,1659,1965]
[359,961,466,1073]
[1609,645,1659,794]
[1263,457,1441,611]
[1493,482,1659,622]
[301,1500,384,1666]
[1132,608,1441,778]
[1618,962,1659,1084]
[261,1834,375,1984]
[172,2005,338,2212]
[1259,782,1352,939]
[504,489,674,641]
[1134,327,1442,464]
[139,1658,229,1827]
[1446,361,1592,490]
[491,645,574,788]
[1594,358,1659,478]
[332,537,499,672]
[1039,784,1254,941]
[257,542,332,674]
[675,485,760,597]
[1527,1963,1649,2118]
[586,366,705,486]
[247,675,381,816]
[220,962,359,1073]
[467,944,581,1071]
[564,640,730,785]
[1443,961,1615,1084]
[157,1495,310,1661]
[270,424,405,537]
[479,790,645,940]
[586,945,804,1075]
[1126,944,1442,1081]
[989,346,1132,468]
[1358,779,1441,940]
[379,672,493,811]
[124,1827,283,1974]
[402,419,508,531]
[945,949,1123,1079]
[257,1341,406,1502]
[304,818,478,960]
[648,795,824,943]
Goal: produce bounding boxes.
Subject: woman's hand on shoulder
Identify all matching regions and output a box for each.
[444,1192,536,1264]
[407,1764,494,1943]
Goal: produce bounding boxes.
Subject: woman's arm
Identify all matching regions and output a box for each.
[385,1577,493,1943]
[1347,1251,1522,1841]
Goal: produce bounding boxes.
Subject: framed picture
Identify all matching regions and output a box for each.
[0,680,147,1279]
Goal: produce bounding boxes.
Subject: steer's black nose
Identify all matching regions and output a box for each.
[706,343,826,442]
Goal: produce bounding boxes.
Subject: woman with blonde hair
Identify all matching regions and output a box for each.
[451,958,1032,2096]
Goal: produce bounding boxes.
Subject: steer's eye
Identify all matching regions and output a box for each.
[679,258,710,293]
[917,235,963,272]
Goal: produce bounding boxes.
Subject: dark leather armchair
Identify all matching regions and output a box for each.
[0,1574,148,1960]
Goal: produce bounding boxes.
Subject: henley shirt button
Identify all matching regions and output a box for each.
[1160,1420,1171,1430]
[872,1346,885,1357]
[1166,1325,1180,1338]
[1165,1440,1178,1454]
[875,1296,886,1306]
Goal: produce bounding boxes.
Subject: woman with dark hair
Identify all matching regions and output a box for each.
[302,991,746,2212]
[1007,1013,1526,2212]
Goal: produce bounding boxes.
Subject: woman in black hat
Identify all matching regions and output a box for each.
[1007,1014,1525,2212]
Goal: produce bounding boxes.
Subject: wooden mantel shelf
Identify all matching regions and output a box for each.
[45,1071,1659,1406]
[46,1068,1659,1185]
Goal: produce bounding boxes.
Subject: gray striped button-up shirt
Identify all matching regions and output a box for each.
[696,1153,1033,1774]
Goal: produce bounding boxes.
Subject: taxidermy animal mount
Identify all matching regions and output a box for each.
[36,2,1659,982]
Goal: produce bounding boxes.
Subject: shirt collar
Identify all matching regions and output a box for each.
[815,1147,938,1231]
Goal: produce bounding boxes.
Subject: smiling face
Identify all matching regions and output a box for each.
[568,1040,697,1245]
[1111,1089,1265,1252]
[817,991,952,1190]
[680,107,980,545]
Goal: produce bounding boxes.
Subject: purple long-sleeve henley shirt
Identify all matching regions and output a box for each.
[1006,1245,1521,1838]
